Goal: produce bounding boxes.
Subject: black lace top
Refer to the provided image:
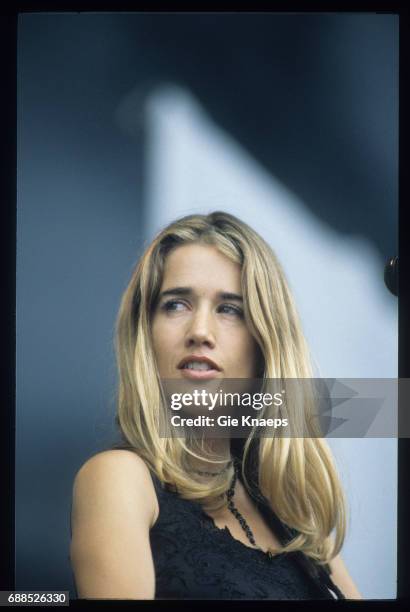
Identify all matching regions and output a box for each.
[149,470,346,600]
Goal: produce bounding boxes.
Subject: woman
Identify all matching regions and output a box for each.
[70,211,362,600]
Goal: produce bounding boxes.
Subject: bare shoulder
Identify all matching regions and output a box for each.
[76,448,150,475]
[73,449,159,527]
[329,554,362,600]
[70,449,159,598]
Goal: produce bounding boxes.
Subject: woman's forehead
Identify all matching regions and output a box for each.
[161,243,242,293]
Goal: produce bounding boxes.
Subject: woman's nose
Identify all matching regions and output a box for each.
[185,309,216,348]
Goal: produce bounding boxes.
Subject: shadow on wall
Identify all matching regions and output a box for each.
[116,12,397,262]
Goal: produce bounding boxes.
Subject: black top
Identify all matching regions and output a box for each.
[149,470,346,600]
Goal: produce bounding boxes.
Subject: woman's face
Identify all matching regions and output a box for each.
[151,243,260,380]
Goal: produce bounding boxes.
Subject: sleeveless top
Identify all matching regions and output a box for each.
[149,470,346,600]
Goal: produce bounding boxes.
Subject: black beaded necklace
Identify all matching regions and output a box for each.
[193,457,275,559]
[227,462,346,596]
[226,458,257,544]
[226,458,276,559]
[193,458,345,596]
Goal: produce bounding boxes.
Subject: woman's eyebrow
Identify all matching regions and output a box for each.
[159,287,243,301]
[219,292,243,302]
[159,287,191,298]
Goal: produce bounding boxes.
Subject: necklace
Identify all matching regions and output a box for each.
[227,459,275,559]
[191,459,233,477]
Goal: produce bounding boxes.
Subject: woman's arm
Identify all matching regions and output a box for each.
[328,554,362,599]
[70,450,158,599]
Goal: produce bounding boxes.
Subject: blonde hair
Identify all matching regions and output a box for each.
[114,211,347,565]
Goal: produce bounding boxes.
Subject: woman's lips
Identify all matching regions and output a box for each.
[179,367,220,380]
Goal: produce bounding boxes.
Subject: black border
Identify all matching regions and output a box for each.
[398,2,410,609]
[1,3,408,610]
[0,9,16,594]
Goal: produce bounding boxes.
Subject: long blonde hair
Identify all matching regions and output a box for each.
[114,211,347,565]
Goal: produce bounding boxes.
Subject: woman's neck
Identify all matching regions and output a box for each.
[186,437,232,474]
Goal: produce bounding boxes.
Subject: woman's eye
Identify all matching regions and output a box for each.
[160,301,242,317]
[218,304,243,317]
[162,300,187,312]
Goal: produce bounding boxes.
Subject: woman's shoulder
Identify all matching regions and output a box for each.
[77,448,150,475]
[73,449,159,527]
